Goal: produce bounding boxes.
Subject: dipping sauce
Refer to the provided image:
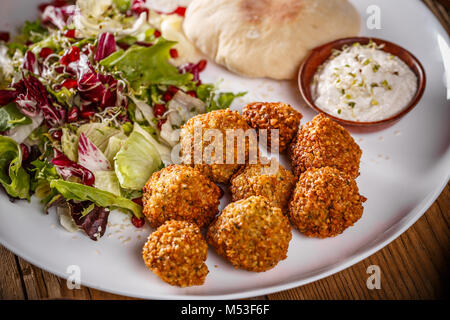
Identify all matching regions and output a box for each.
[311,41,418,122]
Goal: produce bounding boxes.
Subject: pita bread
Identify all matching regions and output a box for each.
[183,0,360,80]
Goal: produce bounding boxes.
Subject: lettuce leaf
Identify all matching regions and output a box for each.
[94,170,121,196]
[113,0,131,13]
[114,123,163,190]
[61,127,79,162]
[77,123,122,152]
[15,19,49,45]
[50,179,143,218]
[100,39,193,90]
[30,159,60,200]
[196,84,246,112]
[0,103,32,131]
[0,136,30,199]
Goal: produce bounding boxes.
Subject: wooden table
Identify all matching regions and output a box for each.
[1,0,449,300]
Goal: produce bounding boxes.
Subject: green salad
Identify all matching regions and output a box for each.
[0,0,243,240]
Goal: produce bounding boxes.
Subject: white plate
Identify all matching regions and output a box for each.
[0,0,449,300]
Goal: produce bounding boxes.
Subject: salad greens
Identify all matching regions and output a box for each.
[50,179,143,218]
[0,103,32,131]
[0,136,30,199]
[100,40,194,90]
[115,123,164,190]
[0,0,245,240]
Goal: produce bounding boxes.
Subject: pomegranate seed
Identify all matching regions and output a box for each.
[153,104,166,117]
[39,47,54,59]
[64,29,76,38]
[67,107,79,122]
[157,119,167,130]
[51,130,63,141]
[167,85,179,95]
[186,91,197,98]
[197,59,207,72]
[173,7,186,17]
[81,111,95,119]
[131,216,145,228]
[154,30,161,38]
[132,197,143,206]
[20,144,29,162]
[61,78,77,89]
[169,48,179,58]
[60,46,80,66]
[163,92,173,102]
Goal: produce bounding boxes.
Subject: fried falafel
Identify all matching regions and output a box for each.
[207,196,292,272]
[288,167,365,238]
[289,113,361,178]
[243,102,303,152]
[142,220,209,287]
[230,160,296,211]
[180,109,255,183]
[142,165,220,228]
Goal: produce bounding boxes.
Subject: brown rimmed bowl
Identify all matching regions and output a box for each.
[298,37,426,126]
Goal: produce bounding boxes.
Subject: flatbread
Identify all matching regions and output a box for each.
[183,0,360,80]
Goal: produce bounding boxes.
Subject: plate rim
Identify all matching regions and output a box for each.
[1,0,449,300]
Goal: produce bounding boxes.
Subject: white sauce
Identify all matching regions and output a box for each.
[312,43,418,122]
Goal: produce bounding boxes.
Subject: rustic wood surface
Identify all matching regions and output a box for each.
[0,1,449,300]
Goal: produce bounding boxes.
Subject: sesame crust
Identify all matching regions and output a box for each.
[288,167,365,238]
[180,109,254,183]
[289,113,362,178]
[229,161,296,212]
[142,165,220,228]
[207,196,292,272]
[142,220,209,287]
[242,102,303,152]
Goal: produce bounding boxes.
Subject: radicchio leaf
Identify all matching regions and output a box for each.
[41,3,76,30]
[22,51,41,75]
[38,0,70,12]
[78,133,111,172]
[14,75,63,127]
[131,0,149,16]
[94,33,116,63]
[68,200,109,241]
[51,149,95,186]
[0,90,19,105]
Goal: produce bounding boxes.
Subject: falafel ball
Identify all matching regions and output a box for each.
[289,113,362,178]
[207,196,292,272]
[142,220,209,287]
[288,167,365,238]
[230,160,296,211]
[142,165,220,228]
[243,102,303,152]
[180,109,255,183]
